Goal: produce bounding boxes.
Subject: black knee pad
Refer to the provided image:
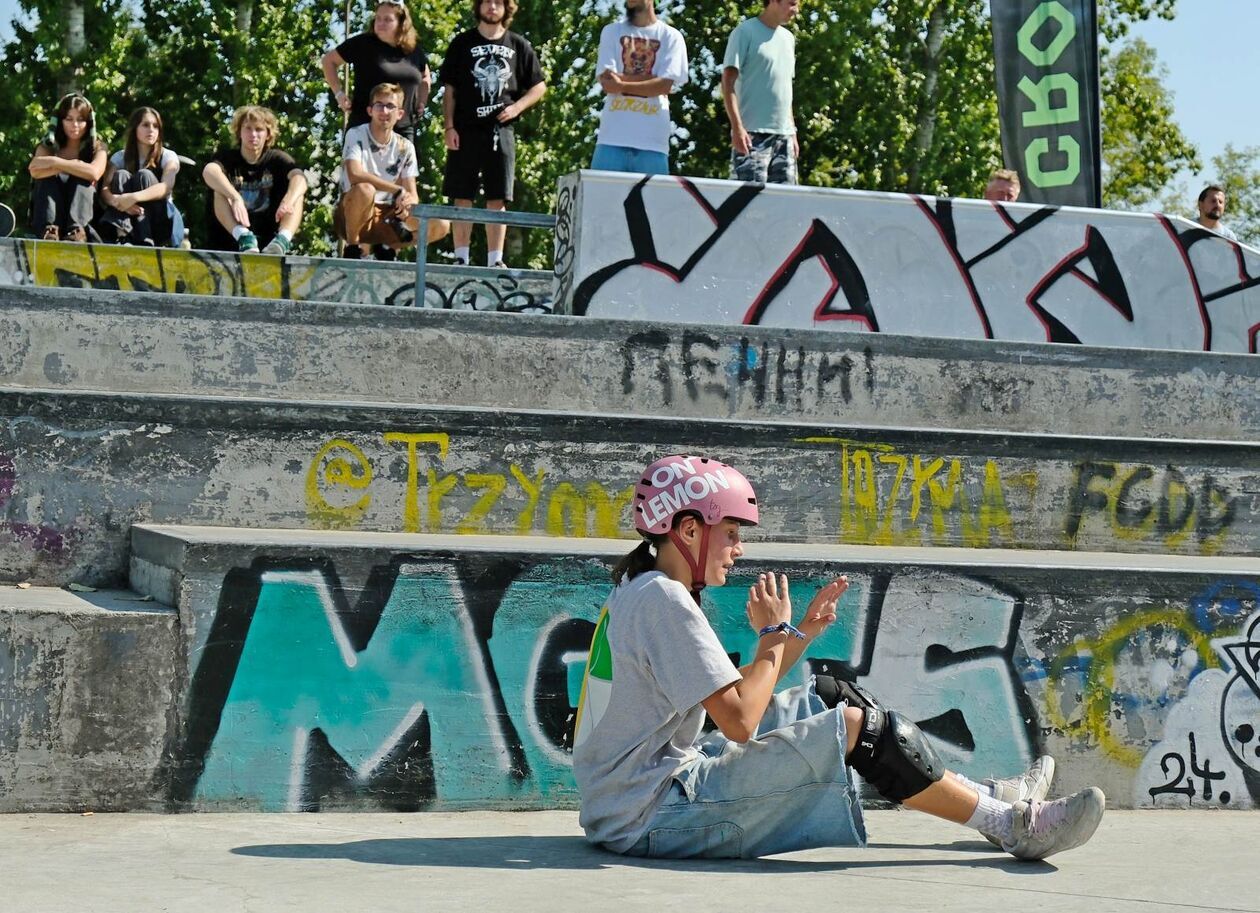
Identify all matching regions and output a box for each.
[814,671,883,713]
[846,708,943,803]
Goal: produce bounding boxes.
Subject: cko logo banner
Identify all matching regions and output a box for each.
[991,0,1101,208]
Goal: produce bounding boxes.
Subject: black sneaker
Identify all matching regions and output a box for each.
[372,245,398,262]
[342,244,363,260]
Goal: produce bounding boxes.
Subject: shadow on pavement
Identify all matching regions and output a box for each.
[232,835,1054,873]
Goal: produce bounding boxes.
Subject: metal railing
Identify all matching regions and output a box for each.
[411,204,557,304]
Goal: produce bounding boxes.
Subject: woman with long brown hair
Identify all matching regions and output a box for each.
[28,93,107,242]
[97,106,185,247]
[321,0,431,142]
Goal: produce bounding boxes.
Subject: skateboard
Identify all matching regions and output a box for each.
[0,203,14,238]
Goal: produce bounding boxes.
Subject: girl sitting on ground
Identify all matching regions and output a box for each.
[97,106,185,247]
[28,93,107,242]
[572,453,1105,862]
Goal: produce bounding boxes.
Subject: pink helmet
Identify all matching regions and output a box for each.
[634,455,759,535]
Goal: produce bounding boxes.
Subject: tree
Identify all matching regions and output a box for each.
[0,0,1205,254]
[1100,38,1198,209]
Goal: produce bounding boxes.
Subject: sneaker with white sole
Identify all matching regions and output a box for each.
[981,755,1055,846]
[237,231,259,253]
[1003,786,1105,861]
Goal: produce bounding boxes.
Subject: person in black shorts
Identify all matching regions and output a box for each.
[440,0,545,267]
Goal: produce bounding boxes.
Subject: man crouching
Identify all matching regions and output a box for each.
[335,81,448,260]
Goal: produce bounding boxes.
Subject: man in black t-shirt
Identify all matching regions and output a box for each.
[202,106,308,254]
[440,0,546,267]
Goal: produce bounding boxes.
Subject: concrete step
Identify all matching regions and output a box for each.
[0,583,177,812]
[2,284,1258,443]
[0,236,553,311]
[122,523,1260,813]
[2,386,1258,587]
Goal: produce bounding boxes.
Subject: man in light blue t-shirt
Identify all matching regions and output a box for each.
[721,0,799,184]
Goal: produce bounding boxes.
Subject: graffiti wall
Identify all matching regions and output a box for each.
[158,550,1036,811]
[0,238,552,312]
[5,389,1259,586]
[140,537,1260,811]
[554,171,1260,353]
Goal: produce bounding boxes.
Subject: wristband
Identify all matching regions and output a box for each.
[758,621,805,640]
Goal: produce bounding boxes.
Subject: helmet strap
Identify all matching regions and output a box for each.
[667,520,712,605]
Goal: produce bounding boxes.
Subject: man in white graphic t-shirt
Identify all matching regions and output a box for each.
[591,0,689,176]
[335,82,448,261]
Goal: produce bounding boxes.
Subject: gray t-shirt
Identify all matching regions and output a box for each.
[573,571,741,852]
[723,17,796,135]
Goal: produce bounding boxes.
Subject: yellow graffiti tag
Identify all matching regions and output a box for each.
[384,432,450,532]
[1043,610,1221,767]
[303,432,636,539]
[305,439,374,528]
[806,437,1022,547]
[27,241,284,298]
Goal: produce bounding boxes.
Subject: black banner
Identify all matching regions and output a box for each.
[991,0,1101,208]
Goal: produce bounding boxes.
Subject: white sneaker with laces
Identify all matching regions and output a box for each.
[980,755,1055,846]
[1003,787,1105,861]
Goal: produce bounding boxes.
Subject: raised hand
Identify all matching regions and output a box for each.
[746,572,792,633]
[797,575,848,639]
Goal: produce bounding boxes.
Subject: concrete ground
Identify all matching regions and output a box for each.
[3,810,1252,913]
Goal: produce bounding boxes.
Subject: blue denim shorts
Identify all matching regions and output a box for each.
[591,144,671,176]
[619,680,867,859]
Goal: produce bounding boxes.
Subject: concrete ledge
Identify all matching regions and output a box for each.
[0,237,553,311]
[3,385,1259,586]
[1,284,1258,442]
[121,524,1260,813]
[0,586,177,812]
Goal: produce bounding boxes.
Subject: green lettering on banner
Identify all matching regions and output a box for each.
[1017,73,1080,127]
[1025,136,1081,187]
[1017,1,1077,66]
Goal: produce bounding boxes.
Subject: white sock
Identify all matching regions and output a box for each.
[231,224,250,240]
[953,772,995,799]
[487,249,504,266]
[965,791,1014,842]
[455,245,470,262]
[276,229,292,242]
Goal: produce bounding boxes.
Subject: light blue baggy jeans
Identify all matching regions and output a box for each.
[620,679,867,859]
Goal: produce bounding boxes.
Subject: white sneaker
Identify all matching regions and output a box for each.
[981,755,1055,846]
[1003,787,1105,861]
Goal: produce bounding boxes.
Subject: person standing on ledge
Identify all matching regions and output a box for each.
[440,0,546,268]
[590,0,689,176]
[722,0,799,185]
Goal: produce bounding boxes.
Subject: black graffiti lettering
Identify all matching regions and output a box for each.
[1198,474,1238,544]
[816,353,854,404]
[621,330,672,401]
[1149,750,1195,800]
[571,177,763,317]
[1063,462,1115,540]
[1025,226,1134,345]
[744,219,878,330]
[737,338,769,408]
[775,344,807,408]
[1114,466,1154,528]
[1188,732,1226,802]
[1157,466,1195,536]
[680,330,726,403]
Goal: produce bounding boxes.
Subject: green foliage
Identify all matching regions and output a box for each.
[1101,37,1198,209]
[0,0,1199,259]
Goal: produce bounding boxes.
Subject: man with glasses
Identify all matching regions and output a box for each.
[334,82,448,260]
[440,0,546,267]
